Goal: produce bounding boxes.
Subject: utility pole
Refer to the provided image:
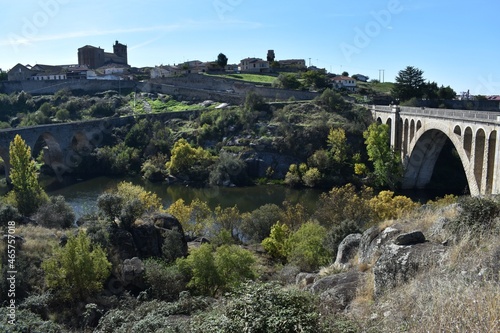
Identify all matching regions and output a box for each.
[378,69,385,82]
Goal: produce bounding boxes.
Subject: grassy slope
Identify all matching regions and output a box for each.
[204,73,277,85]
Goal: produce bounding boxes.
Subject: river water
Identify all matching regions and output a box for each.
[45,176,324,219]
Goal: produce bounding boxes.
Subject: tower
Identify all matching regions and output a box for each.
[113,40,128,65]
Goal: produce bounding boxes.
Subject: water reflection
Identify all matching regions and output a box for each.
[46,176,323,219]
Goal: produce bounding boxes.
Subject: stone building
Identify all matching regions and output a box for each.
[78,40,128,69]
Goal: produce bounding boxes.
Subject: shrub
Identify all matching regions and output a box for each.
[166,198,211,238]
[323,219,361,258]
[34,195,75,229]
[42,230,111,301]
[262,222,291,262]
[119,198,145,229]
[141,154,168,182]
[90,101,115,117]
[144,259,187,301]
[0,203,21,227]
[451,196,500,235]
[302,167,322,187]
[240,204,282,243]
[209,151,248,186]
[190,282,320,333]
[314,184,373,227]
[176,243,257,296]
[162,229,186,263]
[125,119,151,150]
[55,108,70,121]
[213,205,242,241]
[0,308,64,333]
[96,143,141,176]
[287,221,330,272]
[369,190,419,223]
[116,181,163,212]
[97,192,123,221]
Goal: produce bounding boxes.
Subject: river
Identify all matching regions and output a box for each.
[44,176,324,219]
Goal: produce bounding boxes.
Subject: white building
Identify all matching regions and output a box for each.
[331,76,357,91]
[239,58,270,73]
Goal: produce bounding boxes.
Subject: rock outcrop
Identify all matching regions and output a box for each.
[334,233,362,268]
[309,271,363,311]
[373,241,447,297]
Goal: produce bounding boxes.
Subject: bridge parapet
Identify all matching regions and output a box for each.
[399,106,500,123]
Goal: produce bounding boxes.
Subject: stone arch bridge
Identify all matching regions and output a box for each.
[371,105,500,196]
[0,111,197,181]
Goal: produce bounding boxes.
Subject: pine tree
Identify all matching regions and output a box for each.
[9,134,47,216]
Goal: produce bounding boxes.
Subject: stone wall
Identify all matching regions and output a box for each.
[2,74,320,103]
[1,79,137,95]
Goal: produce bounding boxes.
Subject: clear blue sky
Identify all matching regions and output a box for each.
[1,0,499,95]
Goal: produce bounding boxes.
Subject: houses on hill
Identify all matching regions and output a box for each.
[7,40,132,82]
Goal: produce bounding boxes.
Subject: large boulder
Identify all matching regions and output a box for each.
[373,241,447,297]
[309,271,363,311]
[358,226,402,265]
[335,233,362,268]
[109,227,137,261]
[152,213,188,257]
[131,223,163,258]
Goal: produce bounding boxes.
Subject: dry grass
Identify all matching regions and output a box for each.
[18,224,66,255]
[362,272,500,333]
[347,203,500,333]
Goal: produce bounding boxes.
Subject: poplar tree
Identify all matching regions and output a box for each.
[9,134,47,216]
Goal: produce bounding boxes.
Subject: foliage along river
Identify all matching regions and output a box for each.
[44,176,324,220]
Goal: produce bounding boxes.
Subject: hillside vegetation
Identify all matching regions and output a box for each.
[1,186,499,332]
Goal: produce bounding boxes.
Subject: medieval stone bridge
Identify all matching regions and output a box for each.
[371,105,500,196]
[0,110,197,180]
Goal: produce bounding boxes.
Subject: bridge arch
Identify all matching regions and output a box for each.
[33,133,63,166]
[403,123,478,195]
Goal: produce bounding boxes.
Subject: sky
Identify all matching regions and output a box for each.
[1,0,499,95]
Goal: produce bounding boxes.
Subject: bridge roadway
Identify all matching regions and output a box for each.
[372,105,500,196]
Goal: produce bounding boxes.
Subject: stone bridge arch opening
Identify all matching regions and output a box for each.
[403,129,468,195]
[33,133,64,175]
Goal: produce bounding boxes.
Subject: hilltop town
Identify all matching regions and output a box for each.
[2,40,367,93]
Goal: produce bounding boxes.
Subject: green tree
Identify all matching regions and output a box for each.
[302,70,328,90]
[363,123,403,189]
[286,221,329,272]
[166,138,214,181]
[273,73,301,90]
[262,222,291,262]
[240,204,282,243]
[213,205,242,240]
[167,198,212,238]
[9,134,47,216]
[42,230,111,301]
[177,243,256,296]
[214,245,256,291]
[317,88,347,112]
[313,184,373,227]
[327,127,348,165]
[392,66,425,101]
[217,53,228,68]
[438,85,456,100]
